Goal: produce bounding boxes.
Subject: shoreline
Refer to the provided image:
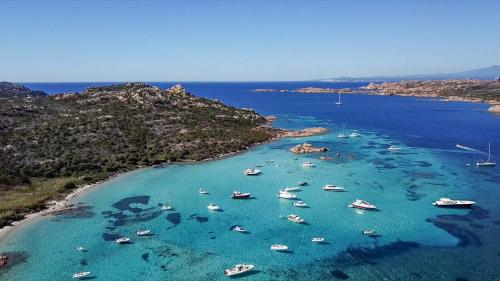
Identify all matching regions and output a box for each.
[0,122,327,241]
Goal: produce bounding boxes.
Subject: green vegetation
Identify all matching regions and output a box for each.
[0,82,278,227]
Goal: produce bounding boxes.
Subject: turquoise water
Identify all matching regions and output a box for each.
[1,82,500,280]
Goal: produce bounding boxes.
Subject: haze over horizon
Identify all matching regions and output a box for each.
[1,0,500,82]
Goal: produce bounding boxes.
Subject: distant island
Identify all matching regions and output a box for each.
[0,82,325,228]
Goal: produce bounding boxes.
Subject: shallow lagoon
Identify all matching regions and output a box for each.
[1,82,499,281]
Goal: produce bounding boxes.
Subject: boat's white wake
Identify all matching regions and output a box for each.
[456,144,488,155]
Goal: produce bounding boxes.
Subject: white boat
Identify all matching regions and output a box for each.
[76,246,86,252]
[323,184,345,192]
[349,130,360,137]
[302,161,315,167]
[349,199,377,210]
[277,190,297,199]
[244,168,261,175]
[363,229,376,236]
[136,229,151,236]
[477,142,496,167]
[337,133,348,138]
[161,204,173,211]
[387,145,402,151]
[224,264,255,277]
[293,201,308,208]
[199,189,209,194]
[432,198,476,208]
[311,237,325,243]
[265,159,274,163]
[288,214,305,224]
[297,181,308,186]
[207,203,221,211]
[116,237,130,244]
[270,244,289,251]
[73,272,91,279]
[284,186,301,192]
[232,225,247,233]
[335,92,343,105]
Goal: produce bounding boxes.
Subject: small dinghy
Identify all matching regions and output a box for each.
[199,189,209,194]
[73,272,91,279]
[270,244,289,251]
[116,237,130,244]
[363,229,377,236]
[207,203,221,211]
[161,204,173,211]
[136,229,151,236]
[76,246,86,252]
[232,225,247,233]
[297,181,308,186]
[311,237,325,243]
[224,264,255,277]
[293,201,308,208]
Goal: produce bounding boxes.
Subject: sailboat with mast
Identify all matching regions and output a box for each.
[476,142,496,167]
[335,92,343,105]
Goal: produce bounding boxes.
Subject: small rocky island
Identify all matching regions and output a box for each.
[290,143,328,154]
[279,127,328,138]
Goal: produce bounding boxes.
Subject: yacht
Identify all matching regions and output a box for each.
[244,168,261,175]
[297,181,308,186]
[136,229,151,236]
[363,229,376,236]
[477,142,496,167]
[323,184,345,192]
[232,191,251,199]
[293,201,308,208]
[335,92,343,105]
[349,199,377,210]
[224,264,255,277]
[161,204,173,211]
[432,198,476,208]
[73,272,91,279]
[302,161,315,167]
[207,203,221,211]
[116,237,130,244]
[76,247,86,252]
[349,130,360,137]
[277,190,297,199]
[199,189,209,195]
[284,186,301,192]
[270,244,289,251]
[387,145,402,151]
[232,225,247,233]
[311,237,325,243]
[288,214,305,224]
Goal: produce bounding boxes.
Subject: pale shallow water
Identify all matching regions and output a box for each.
[1,82,499,281]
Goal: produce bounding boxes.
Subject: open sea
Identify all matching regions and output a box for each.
[1,82,499,281]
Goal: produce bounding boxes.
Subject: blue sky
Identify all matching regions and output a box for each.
[1,0,499,82]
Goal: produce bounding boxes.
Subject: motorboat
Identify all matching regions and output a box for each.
[311,237,325,243]
[224,264,255,277]
[207,203,221,211]
[387,145,402,151]
[277,190,297,199]
[232,225,247,233]
[199,189,209,194]
[116,237,130,244]
[297,181,308,186]
[337,133,348,138]
[293,201,308,208]
[76,246,86,252]
[270,244,289,251]
[319,156,333,160]
[350,130,360,137]
[136,229,151,236]
[288,214,305,224]
[432,198,476,208]
[284,186,301,192]
[349,199,377,210]
[477,142,496,167]
[323,184,345,192]
[161,204,173,211]
[73,272,91,279]
[265,159,274,163]
[302,161,315,167]
[244,168,261,175]
[232,191,251,199]
[363,229,376,236]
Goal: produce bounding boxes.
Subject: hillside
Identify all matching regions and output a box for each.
[0,82,279,226]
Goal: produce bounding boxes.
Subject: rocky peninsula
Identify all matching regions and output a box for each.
[290,143,328,154]
[278,127,328,138]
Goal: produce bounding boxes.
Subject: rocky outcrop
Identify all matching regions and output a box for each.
[290,143,328,154]
[279,127,328,138]
[0,256,7,269]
